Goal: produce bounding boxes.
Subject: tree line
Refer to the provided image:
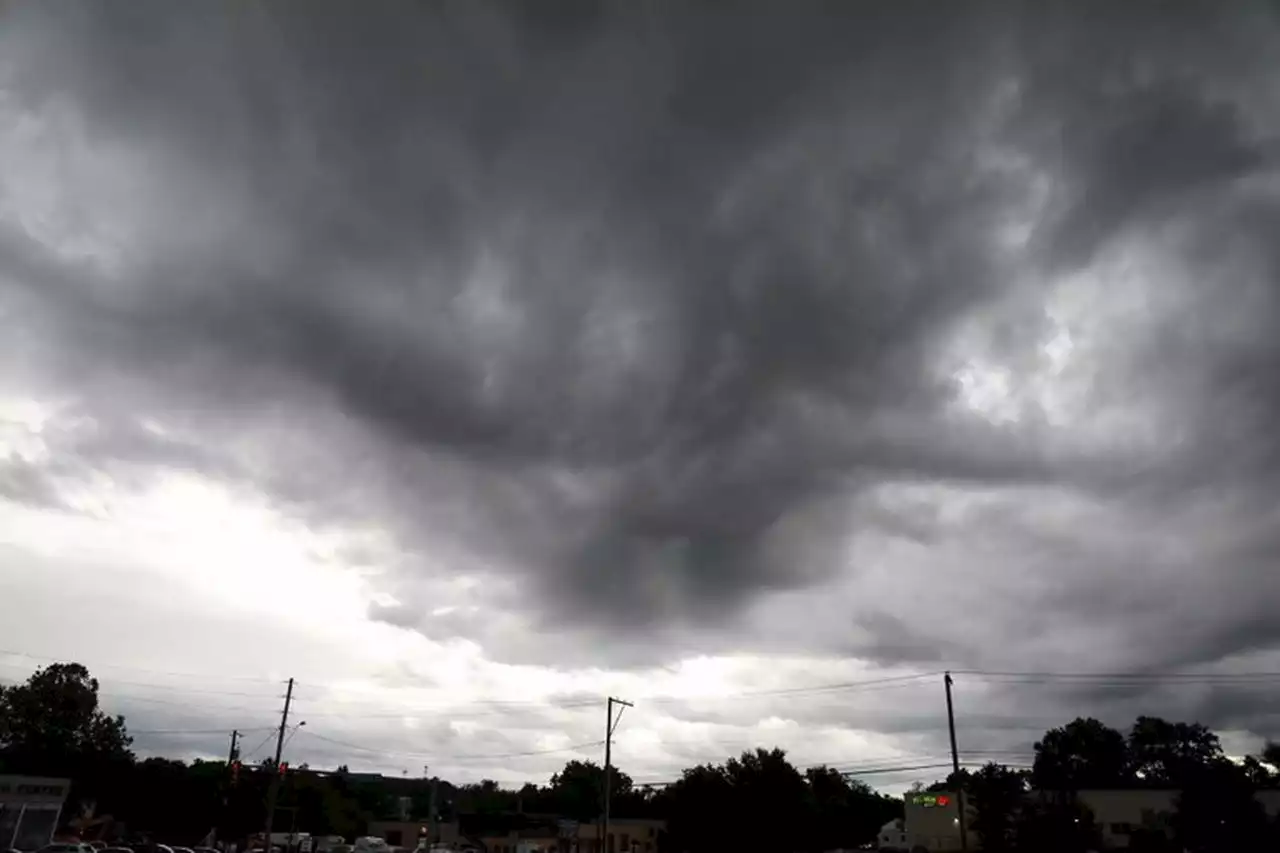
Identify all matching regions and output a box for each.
[7,662,1278,853]
[0,663,901,851]
[918,716,1280,853]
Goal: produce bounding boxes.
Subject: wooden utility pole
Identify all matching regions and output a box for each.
[602,697,632,853]
[945,672,968,852]
[213,730,240,843]
[262,678,295,851]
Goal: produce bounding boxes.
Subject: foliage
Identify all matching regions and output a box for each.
[1032,717,1131,791]
[1127,716,1223,786]
[1170,758,1268,853]
[0,663,133,769]
[1013,795,1101,853]
[965,763,1025,852]
[548,759,630,821]
[6,661,1280,853]
[657,749,900,853]
[0,663,135,820]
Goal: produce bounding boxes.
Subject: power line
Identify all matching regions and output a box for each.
[627,758,1035,790]
[953,669,1280,683]
[298,729,605,763]
[242,729,281,763]
[98,692,281,715]
[131,726,277,736]
[288,672,943,720]
[0,649,283,684]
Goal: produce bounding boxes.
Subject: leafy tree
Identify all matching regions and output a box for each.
[659,763,731,853]
[723,748,810,853]
[1239,754,1275,786]
[548,759,631,821]
[0,662,133,769]
[965,763,1025,853]
[805,766,901,851]
[926,768,970,793]
[0,662,134,821]
[1170,759,1267,853]
[1032,717,1132,791]
[1014,795,1102,853]
[1263,741,1280,772]
[1127,716,1222,786]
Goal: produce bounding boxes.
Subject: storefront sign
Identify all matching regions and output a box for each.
[910,793,951,808]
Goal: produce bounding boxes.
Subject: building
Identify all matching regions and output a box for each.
[876,818,909,851]
[573,818,663,853]
[901,787,1280,850]
[901,790,968,851]
[366,820,461,849]
[0,775,72,851]
[368,816,663,853]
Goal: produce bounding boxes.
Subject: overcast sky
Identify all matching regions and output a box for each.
[2,0,1280,793]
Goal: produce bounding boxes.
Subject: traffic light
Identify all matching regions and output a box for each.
[231,760,242,785]
[279,761,290,777]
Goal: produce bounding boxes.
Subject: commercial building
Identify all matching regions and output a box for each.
[899,791,967,851]
[365,820,461,849]
[366,816,663,853]
[0,775,72,851]
[901,787,1280,850]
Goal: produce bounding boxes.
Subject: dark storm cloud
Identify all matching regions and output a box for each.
[3,0,1280,709]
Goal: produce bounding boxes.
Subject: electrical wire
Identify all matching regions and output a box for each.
[287,672,943,721]
[242,729,281,763]
[131,726,277,736]
[952,669,1280,683]
[98,692,281,715]
[0,649,283,684]
[298,729,605,763]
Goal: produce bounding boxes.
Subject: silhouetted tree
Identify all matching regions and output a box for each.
[805,766,901,850]
[1032,717,1132,791]
[965,763,1025,853]
[659,762,731,853]
[1127,716,1222,786]
[1014,794,1101,853]
[0,662,134,821]
[0,662,133,769]
[1171,759,1267,852]
[548,759,631,821]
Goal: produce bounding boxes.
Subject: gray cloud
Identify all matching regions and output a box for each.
[3,0,1280,757]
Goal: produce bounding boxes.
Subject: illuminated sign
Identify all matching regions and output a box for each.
[911,794,952,808]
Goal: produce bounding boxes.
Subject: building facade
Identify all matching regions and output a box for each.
[899,791,969,851]
[902,787,1280,850]
[366,817,664,853]
[0,775,72,851]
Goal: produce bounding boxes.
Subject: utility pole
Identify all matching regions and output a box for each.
[213,730,240,844]
[262,678,295,852]
[944,672,968,853]
[602,697,632,853]
[423,765,439,847]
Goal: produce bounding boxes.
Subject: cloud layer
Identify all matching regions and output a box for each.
[3,0,1280,782]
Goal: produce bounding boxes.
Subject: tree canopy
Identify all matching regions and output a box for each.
[3,661,1279,853]
[0,662,134,772]
[1032,716,1130,791]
